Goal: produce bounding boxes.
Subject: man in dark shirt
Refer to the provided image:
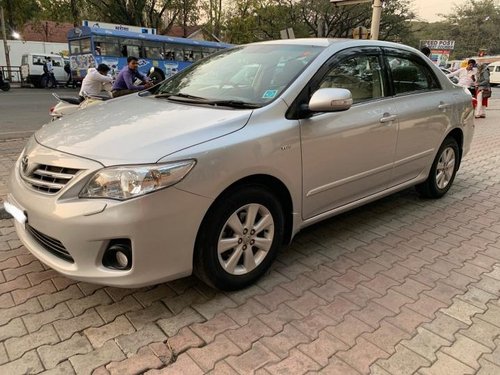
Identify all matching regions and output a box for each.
[111,56,153,98]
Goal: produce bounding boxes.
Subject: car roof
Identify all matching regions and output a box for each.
[253,38,421,54]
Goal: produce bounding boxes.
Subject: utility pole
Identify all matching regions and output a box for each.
[1,6,12,81]
[370,0,383,40]
[330,0,384,40]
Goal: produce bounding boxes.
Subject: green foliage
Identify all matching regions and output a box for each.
[0,0,40,31]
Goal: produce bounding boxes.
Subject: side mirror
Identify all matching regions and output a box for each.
[308,88,353,112]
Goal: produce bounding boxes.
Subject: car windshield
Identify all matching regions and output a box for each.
[154,44,325,107]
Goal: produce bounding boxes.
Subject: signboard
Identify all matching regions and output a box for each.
[82,20,157,35]
[420,40,455,51]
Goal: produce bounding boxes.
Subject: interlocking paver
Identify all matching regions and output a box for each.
[226,341,279,374]
[190,312,239,343]
[260,323,309,359]
[115,323,167,356]
[226,317,273,351]
[5,324,59,360]
[265,348,321,374]
[69,340,125,375]
[37,333,92,369]
[84,315,135,348]
[54,308,104,340]
[418,352,475,375]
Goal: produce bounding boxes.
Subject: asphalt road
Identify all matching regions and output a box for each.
[1,86,500,140]
[0,87,79,140]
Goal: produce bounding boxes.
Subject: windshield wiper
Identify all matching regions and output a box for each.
[155,93,260,109]
[155,92,207,100]
[203,100,261,109]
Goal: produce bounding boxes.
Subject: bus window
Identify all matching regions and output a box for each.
[144,41,163,59]
[81,38,91,53]
[69,40,81,54]
[164,44,184,61]
[120,39,143,58]
[94,36,121,57]
[201,47,212,58]
[185,48,203,61]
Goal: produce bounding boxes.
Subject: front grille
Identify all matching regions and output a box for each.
[26,224,74,263]
[21,163,80,194]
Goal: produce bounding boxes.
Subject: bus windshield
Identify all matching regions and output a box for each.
[155,44,324,106]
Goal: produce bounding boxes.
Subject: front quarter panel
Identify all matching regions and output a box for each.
[161,99,302,218]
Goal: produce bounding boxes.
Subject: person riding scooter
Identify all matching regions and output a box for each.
[111,56,153,98]
[79,63,114,100]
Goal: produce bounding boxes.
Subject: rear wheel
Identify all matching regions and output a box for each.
[149,70,164,85]
[194,186,284,290]
[416,137,460,199]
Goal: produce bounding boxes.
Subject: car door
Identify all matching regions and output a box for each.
[298,48,398,219]
[382,48,455,186]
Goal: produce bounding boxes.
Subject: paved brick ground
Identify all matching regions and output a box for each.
[0,99,499,374]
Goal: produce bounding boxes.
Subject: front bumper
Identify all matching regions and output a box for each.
[8,143,212,287]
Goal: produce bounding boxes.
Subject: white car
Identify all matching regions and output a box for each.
[21,53,67,88]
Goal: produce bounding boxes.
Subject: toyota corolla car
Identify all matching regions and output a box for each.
[5,39,474,290]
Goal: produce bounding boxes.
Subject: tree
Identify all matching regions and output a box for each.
[0,0,40,32]
[442,0,500,58]
[223,0,416,43]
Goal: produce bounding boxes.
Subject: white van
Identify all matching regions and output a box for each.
[489,61,500,86]
[21,53,66,88]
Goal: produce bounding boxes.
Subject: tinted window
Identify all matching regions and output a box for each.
[319,54,384,103]
[386,55,440,95]
[496,66,500,72]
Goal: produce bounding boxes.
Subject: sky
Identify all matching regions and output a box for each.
[414,0,464,22]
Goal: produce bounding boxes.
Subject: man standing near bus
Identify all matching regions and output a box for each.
[111,56,153,98]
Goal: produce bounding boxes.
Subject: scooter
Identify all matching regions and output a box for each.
[0,70,11,91]
[50,91,112,120]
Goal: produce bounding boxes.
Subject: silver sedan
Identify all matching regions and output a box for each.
[5,39,474,290]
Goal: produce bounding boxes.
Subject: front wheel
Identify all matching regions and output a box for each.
[0,83,10,91]
[416,137,460,199]
[194,187,285,290]
[148,71,164,85]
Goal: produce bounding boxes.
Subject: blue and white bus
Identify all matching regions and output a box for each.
[67,26,232,83]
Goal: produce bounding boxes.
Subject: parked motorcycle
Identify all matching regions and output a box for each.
[0,70,11,91]
[50,92,112,120]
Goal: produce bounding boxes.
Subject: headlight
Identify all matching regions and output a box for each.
[79,160,196,200]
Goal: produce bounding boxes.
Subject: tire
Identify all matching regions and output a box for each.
[0,83,9,91]
[416,137,460,199]
[194,186,285,290]
[149,70,164,85]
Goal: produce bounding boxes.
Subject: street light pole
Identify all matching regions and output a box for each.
[1,6,12,81]
[370,0,383,40]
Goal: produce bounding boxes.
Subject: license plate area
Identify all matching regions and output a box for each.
[3,201,27,226]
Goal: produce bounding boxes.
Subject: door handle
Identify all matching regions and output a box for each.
[438,103,451,110]
[380,114,398,123]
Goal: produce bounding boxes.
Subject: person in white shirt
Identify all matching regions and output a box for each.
[446,59,477,90]
[79,64,114,99]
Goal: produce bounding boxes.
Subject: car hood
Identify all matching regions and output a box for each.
[35,94,252,166]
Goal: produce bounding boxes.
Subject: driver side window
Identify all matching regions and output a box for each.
[319,54,384,103]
